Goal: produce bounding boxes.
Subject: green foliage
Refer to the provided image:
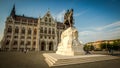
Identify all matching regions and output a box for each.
[83,45,94,51]
[100,43,106,49]
[112,41,120,50]
[100,41,120,51]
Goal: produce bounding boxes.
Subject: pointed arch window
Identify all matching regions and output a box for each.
[34,28,37,35]
[20,41,24,45]
[49,18,51,22]
[52,28,55,34]
[40,27,43,33]
[45,17,47,22]
[33,41,36,45]
[21,27,25,34]
[44,27,47,33]
[49,28,51,34]
[27,41,31,46]
[6,40,10,45]
[15,26,19,34]
[28,28,31,35]
[13,40,18,45]
[7,26,12,33]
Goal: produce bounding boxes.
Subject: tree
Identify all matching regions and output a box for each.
[112,41,120,51]
[83,45,94,51]
[90,45,94,51]
[100,43,106,50]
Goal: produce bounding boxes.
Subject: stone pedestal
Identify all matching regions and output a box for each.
[56,27,84,56]
[43,27,119,67]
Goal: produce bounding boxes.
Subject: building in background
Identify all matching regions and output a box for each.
[1,5,65,51]
[0,41,1,49]
[85,39,120,50]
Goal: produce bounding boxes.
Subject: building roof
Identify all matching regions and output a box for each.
[14,15,38,23]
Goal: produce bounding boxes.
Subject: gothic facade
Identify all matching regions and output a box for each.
[1,5,65,51]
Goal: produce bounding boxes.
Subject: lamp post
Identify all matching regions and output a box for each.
[106,41,107,51]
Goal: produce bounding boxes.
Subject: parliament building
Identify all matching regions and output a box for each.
[1,5,65,51]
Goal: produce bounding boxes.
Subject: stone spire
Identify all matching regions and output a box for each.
[10,4,16,17]
[47,8,50,13]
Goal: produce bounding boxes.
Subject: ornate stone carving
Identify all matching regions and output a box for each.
[56,27,84,56]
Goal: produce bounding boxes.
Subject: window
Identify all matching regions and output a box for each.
[40,27,43,33]
[22,19,27,22]
[28,19,33,23]
[44,27,47,33]
[52,28,55,34]
[14,36,18,38]
[49,36,51,39]
[53,37,55,39]
[33,37,36,39]
[21,27,25,34]
[49,28,51,34]
[34,28,37,35]
[21,36,25,39]
[34,20,37,23]
[7,26,12,33]
[6,40,10,45]
[27,41,31,45]
[8,20,12,23]
[20,41,24,45]
[52,24,55,27]
[49,18,51,22]
[33,41,36,45]
[15,22,20,24]
[13,40,18,45]
[15,27,19,34]
[27,37,31,39]
[45,17,47,22]
[28,28,31,35]
[7,35,11,38]
[15,18,20,21]
[45,36,47,39]
[40,36,43,38]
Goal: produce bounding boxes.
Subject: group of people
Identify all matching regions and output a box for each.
[108,47,114,55]
[20,49,29,53]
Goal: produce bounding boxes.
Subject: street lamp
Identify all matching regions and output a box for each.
[106,41,107,51]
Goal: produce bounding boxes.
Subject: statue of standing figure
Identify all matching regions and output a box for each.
[63,9,74,28]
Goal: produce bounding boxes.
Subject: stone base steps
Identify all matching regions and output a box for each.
[74,52,85,55]
[43,53,119,67]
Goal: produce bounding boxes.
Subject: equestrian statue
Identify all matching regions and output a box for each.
[63,9,74,28]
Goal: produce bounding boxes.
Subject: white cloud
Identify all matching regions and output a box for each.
[79,21,120,44]
[96,21,120,31]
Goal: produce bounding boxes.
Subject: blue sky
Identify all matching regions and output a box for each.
[0,0,120,43]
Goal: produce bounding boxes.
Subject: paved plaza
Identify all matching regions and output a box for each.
[0,51,120,68]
